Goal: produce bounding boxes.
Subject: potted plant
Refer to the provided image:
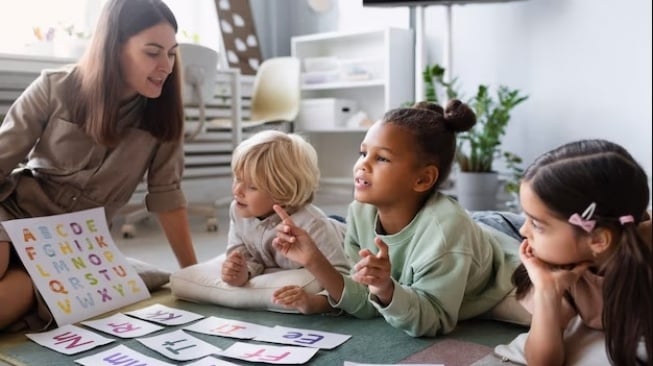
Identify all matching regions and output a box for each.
[423,64,528,210]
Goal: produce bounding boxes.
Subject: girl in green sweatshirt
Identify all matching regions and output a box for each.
[272,100,523,337]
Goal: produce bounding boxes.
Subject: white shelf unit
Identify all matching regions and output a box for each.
[291,28,414,193]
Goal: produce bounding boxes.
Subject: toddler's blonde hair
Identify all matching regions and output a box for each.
[231,130,319,209]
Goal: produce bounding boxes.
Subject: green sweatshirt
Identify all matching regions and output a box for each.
[331,192,520,337]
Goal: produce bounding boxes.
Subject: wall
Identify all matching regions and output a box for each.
[250,0,410,57]
[282,0,651,183]
[422,0,652,179]
[9,1,644,184]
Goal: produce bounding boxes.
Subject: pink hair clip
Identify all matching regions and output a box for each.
[568,202,597,233]
[619,215,635,225]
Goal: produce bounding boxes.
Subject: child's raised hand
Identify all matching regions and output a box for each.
[221,250,249,287]
[272,204,320,266]
[519,240,590,297]
[353,237,394,305]
[272,285,314,314]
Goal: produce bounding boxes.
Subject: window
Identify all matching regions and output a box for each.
[0,0,101,56]
[0,0,220,58]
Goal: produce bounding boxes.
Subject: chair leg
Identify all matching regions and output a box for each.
[187,204,220,232]
[117,205,151,239]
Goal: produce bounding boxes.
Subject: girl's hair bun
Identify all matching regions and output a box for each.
[444,99,476,133]
[412,101,444,116]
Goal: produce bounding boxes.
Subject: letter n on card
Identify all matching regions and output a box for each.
[1,207,150,326]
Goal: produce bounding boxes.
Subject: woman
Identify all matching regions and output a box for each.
[0,0,197,330]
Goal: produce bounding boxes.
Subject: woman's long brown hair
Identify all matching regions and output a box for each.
[70,0,184,146]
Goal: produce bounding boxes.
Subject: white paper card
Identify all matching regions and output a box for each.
[26,324,114,355]
[2,207,150,326]
[221,341,318,364]
[81,312,164,338]
[126,303,204,325]
[137,329,223,361]
[184,316,272,339]
[75,344,177,366]
[344,363,444,366]
[185,356,242,366]
[254,325,351,349]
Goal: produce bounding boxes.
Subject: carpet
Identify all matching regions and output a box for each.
[0,289,525,365]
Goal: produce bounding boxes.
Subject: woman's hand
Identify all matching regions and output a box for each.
[352,237,394,306]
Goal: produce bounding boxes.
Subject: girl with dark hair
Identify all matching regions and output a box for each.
[271,100,524,337]
[0,0,197,330]
[510,139,651,365]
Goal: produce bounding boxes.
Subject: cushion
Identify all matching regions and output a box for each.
[126,257,171,292]
[169,254,322,313]
[481,290,532,327]
[494,316,648,365]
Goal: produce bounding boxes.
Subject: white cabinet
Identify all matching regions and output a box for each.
[291,27,414,131]
[291,28,414,192]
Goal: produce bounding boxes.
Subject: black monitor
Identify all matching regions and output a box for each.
[363,0,520,6]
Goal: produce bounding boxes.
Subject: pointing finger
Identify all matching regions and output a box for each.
[273,204,293,224]
[374,237,389,259]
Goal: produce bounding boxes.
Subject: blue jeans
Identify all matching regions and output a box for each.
[471,211,525,241]
[328,214,346,224]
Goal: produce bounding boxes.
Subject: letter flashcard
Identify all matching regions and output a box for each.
[343,363,444,366]
[185,355,242,366]
[221,341,318,364]
[137,329,223,362]
[26,324,114,355]
[75,344,177,366]
[126,303,204,325]
[81,312,164,338]
[184,316,272,339]
[254,325,351,349]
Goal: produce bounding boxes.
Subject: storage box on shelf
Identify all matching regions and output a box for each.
[296,98,358,131]
[291,28,414,193]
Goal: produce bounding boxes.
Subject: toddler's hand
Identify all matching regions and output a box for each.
[272,205,320,266]
[221,250,249,286]
[352,237,394,305]
[272,285,315,314]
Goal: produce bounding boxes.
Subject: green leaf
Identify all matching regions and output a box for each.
[422,63,529,174]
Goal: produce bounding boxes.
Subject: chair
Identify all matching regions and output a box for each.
[179,43,219,141]
[206,56,301,133]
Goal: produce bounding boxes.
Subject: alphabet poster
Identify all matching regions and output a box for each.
[2,207,150,326]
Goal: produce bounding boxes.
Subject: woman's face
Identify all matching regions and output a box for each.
[120,22,177,100]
